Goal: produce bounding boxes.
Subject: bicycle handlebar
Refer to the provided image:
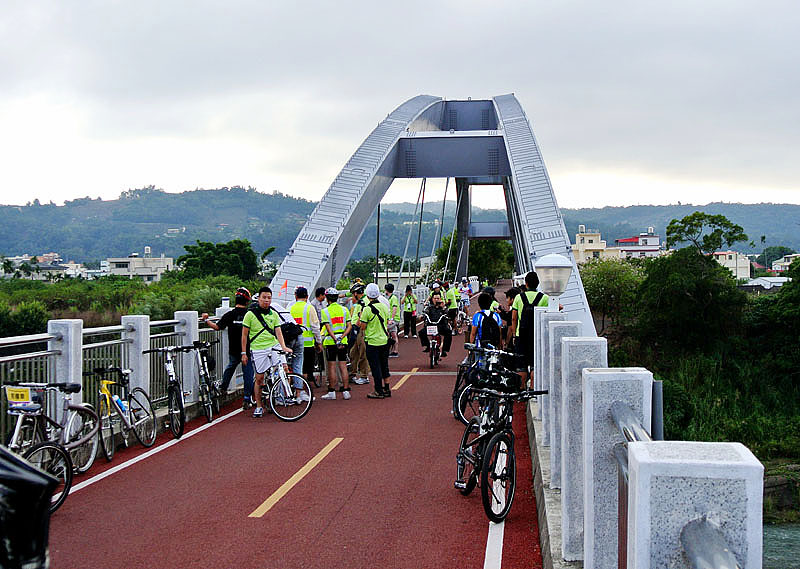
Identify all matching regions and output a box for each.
[469,387,548,400]
[3,380,82,393]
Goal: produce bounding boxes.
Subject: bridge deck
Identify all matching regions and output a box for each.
[48,330,543,569]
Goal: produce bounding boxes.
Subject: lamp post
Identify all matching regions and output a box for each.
[534,253,573,312]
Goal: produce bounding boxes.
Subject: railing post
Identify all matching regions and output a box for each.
[48,319,83,405]
[215,301,240,391]
[122,315,150,394]
[538,311,566,447]
[547,320,582,489]
[174,311,199,404]
[628,441,763,568]
[560,336,607,561]
[532,306,547,419]
[583,368,653,569]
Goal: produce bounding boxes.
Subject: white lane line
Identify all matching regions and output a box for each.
[483,520,505,569]
[69,407,243,495]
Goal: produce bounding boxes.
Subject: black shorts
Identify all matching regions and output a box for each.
[303,346,317,375]
[515,337,535,371]
[447,308,458,320]
[325,343,349,361]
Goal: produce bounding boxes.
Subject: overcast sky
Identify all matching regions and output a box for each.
[1,0,798,210]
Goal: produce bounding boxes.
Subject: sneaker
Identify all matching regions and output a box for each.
[403,334,408,339]
[242,397,253,410]
[353,377,369,385]
[297,391,311,403]
[412,335,417,338]
[382,386,392,398]
[321,390,336,400]
[342,390,351,400]
[253,407,264,418]
[366,391,385,399]
[389,353,399,358]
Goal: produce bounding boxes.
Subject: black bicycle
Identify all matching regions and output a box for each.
[143,345,191,438]
[191,339,222,423]
[454,343,521,425]
[454,385,545,523]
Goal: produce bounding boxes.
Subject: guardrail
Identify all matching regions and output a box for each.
[0,309,234,442]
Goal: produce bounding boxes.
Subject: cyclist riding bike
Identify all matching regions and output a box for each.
[469,292,503,349]
[457,277,472,310]
[418,291,452,357]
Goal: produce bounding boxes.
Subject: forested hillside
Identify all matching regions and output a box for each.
[1,187,798,263]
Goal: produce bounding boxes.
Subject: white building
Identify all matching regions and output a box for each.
[746,276,790,290]
[572,226,667,263]
[772,253,800,273]
[613,227,663,259]
[106,247,173,282]
[711,250,751,279]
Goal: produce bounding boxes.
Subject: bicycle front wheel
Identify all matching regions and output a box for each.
[98,395,116,461]
[24,441,74,513]
[167,384,185,439]
[456,385,481,426]
[129,388,157,447]
[199,382,213,423]
[269,374,313,421]
[457,417,482,496]
[65,405,99,473]
[480,430,516,523]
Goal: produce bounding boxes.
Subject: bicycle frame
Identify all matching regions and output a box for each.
[98,379,137,433]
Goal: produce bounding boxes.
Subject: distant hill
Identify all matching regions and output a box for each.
[1,187,798,263]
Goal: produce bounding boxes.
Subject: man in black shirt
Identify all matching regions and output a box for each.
[202,287,256,409]
[418,291,453,356]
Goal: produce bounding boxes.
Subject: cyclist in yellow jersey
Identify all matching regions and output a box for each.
[289,287,322,386]
[319,288,352,400]
[348,283,370,385]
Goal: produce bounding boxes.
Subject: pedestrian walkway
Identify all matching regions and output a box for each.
[48,323,543,569]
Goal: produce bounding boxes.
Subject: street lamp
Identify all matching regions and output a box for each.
[534,253,573,312]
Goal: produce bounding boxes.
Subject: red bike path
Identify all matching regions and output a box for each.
[49,332,543,569]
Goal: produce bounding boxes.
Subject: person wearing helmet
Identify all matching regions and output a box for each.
[202,287,255,409]
[289,286,322,387]
[348,283,370,385]
[320,288,353,400]
[360,283,392,398]
[383,283,400,357]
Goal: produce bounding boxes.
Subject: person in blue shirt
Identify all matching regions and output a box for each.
[469,292,503,348]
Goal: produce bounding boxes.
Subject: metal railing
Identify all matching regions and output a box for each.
[82,325,131,410]
[148,321,185,404]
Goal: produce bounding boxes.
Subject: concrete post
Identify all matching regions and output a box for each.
[47,319,83,405]
[532,306,547,418]
[539,311,566,446]
[547,320,582,489]
[561,336,607,561]
[174,311,199,403]
[583,367,652,569]
[628,441,763,569]
[122,315,150,394]
[215,304,240,391]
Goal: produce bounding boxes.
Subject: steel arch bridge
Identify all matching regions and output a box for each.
[271,94,595,333]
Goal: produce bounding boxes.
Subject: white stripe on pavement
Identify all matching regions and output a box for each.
[69,407,243,495]
[483,520,505,569]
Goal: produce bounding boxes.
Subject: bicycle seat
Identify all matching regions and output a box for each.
[55,382,82,394]
[8,403,41,414]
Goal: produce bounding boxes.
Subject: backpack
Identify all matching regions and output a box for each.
[476,311,501,348]
[518,291,544,344]
[250,301,305,344]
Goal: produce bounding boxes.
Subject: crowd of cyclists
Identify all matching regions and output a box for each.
[204,270,552,418]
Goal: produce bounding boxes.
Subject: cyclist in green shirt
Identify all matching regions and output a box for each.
[348,283,370,385]
[241,286,298,418]
[508,272,550,388]
[401,285,418,338]
[384,283,400,357]
[360,283,392,399]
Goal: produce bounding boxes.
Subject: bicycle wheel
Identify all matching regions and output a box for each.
[98,395,116,461]
[452,367,467,418]
[129,388,157,447]
[64,405,99,473]
[211,381,221,414]
[269,373,313,421]
[457,417,482,496]
[480,430,516,523]
[199,382,213,423]
[24,441,74,514]
[167,384,185,439]
[456,385,481,426]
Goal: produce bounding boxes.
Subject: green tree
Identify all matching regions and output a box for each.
[432,233,514,283]
[756,245,795,268]
[11,301,49,335]
[666,211,747,254]
[177,239,260,280]
[579,258,644,335]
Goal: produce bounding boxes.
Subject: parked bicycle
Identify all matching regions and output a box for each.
[142,345,192,438]
[455,343,522,425]
[190,339,223,423]
[423,313,448,368]
[454,385,546,522]
[4,380,99,474]
[91,367,157,461]
[258,348,314,421]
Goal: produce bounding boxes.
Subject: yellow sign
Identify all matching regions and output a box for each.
[5,386,32,405]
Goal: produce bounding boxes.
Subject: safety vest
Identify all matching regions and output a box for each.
[290,300,315,348]
[321,303,350,346]
[445,287,458,309]
[402,294,416,312]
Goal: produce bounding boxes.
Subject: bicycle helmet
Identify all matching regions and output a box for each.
[325,287,339,296]
[350,283,365,294]
[236,286,251,300]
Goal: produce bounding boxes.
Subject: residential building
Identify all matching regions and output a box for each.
[573,226,611,262]
[772,253,800,273]
[572,226,667,263]
[614,227,663,259]
[106,247,173,282]
[712,251,751,280]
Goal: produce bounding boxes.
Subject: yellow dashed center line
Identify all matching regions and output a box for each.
[391,367,419,391]
[249,437,344,518]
